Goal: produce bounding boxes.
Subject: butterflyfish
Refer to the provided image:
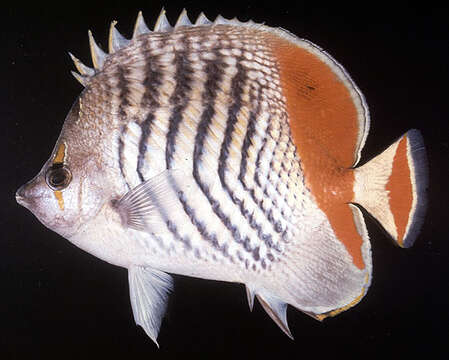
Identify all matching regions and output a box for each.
[16,9,428,345]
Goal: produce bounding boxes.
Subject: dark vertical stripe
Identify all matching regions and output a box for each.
[178,191,231,257]
[238,94,292,239]
[192,55,258,256]
[159,41,234,259]
[217,60,245,186]
[166,39,193,169]
[117,126,130,190]
[216,62,276,254]
[136,49,163,181]
[238,112,286,238]
[117,66,130,118]
[245,115,293,239]
[141,39,163,109]
[116,66,132,188]
[193,55,225,173]
[238,110,257,188]
[137,113,154,182]
[142,177,189,249]
[165,173,229,258]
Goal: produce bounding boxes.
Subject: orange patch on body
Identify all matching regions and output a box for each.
[269,34,365,269]
[386,136,413,246]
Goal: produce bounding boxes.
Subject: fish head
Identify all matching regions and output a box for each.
[16,99,110,239]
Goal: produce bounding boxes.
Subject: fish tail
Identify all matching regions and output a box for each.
[353,129,428,247]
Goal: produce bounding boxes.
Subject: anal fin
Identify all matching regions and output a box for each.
[245,285,255,311]
[256,291,293,339]
[128,266,173,346]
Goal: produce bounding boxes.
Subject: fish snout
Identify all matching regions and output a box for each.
[15,177,45,208]
[16,184,28,206]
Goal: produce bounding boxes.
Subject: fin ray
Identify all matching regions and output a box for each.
[70,71,89,87]
[114,169,194,233]
[68,52,95,77]
[128,266,173,346]
[108,21,130,53]
[195,12,211,25]
[256,291,293,339]
[245,285,255,311]
[88,30,107,70]
[133,11,151,37]
[154,9,172,32]
[353,130,428,247]
[174,9,192,28]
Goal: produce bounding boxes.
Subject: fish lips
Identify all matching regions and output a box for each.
[15,177,56,226]
[16,182,35,210]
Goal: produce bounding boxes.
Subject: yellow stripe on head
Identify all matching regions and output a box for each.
[53,190,65,210]
[53,142,66,165]
[52,142,67,210]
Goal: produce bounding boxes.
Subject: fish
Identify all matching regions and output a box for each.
[15,9,428,345]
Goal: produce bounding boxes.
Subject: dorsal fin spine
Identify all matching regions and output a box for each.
[214,15,229,25]
[108,20,130,54]
[174,9,192,28]
[71,10,259,86]
[88,30,106,70]
[195,12,212,25]
[70,71,89,87]
[154,8,172,32]
[68,52,95,77]
[133,11,151,38]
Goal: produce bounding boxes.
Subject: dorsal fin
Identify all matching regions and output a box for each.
[70,9,262,87]
[154,9,172,32]
[70,70,89,87]
[108,20,130,53]
[88,30,107,70]
[174,9,192,28]
[68,52,94,77]
[195,12,212,25]
[213,15,229,25]
[133,11,151,38]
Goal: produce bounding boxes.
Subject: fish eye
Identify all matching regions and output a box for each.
[45,164,72,191]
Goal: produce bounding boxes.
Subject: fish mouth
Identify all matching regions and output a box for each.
[15,185,28,207]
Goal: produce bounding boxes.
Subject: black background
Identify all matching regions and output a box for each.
[2,1,448,359]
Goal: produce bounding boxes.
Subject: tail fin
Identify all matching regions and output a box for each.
[353,129,428,247]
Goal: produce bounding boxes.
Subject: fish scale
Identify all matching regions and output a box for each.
[16,9,428,345]
[97,24,300,269]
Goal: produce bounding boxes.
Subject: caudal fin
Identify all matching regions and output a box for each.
[353,129,428,247]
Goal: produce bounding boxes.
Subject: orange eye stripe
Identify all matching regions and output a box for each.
[53,143,66,164]
[52,142,67,210]
[53,190,65,210]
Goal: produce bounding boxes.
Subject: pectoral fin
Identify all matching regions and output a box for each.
[128,266,173,346]
[115,169,193,233]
